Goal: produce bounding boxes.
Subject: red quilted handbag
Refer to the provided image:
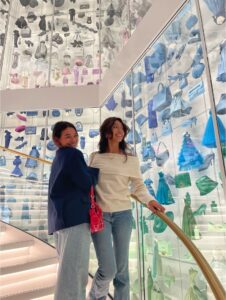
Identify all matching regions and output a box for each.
[89,186,104,233]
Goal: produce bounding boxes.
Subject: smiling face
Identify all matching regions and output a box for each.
[55,127,78,148]
[108,120,125,144]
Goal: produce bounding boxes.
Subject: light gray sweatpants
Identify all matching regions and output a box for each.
[54,223,91,300]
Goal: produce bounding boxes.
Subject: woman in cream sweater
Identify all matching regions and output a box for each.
[88,117,165,300]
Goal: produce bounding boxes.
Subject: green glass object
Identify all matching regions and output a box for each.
[222,145,226,157]
[175,172,191,188]
[193,225,201,240]
[211,200,218,213]
[153,211,174,233]
[195,175,218,195]
[185,268,208,300]
[182,193,198,239]
[146,213,155,221]
[192,203,207,216]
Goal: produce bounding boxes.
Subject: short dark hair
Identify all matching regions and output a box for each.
[98,117,129,154]
[52,121,77,139]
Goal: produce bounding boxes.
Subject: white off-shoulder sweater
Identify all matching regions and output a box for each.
[89,152,155,212]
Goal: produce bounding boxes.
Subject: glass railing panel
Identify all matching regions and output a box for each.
[0,108,101,163]
[130,0,226,295]
[0,107,101,247]
[198,0,226,174]
[97,0,226,297]
[138,203,217,300]
[0,148,54,245]
[1,110,47,157]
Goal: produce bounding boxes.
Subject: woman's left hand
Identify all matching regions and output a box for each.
[147,200,165,214]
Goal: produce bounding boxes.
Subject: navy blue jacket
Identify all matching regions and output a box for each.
[48,147,99,234]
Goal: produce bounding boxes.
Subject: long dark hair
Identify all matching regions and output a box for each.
[98,117,129,154]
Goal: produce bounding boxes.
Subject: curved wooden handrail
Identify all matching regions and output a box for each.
[0,145,52,165]
[131,194,226,300]
[1,146,225,299]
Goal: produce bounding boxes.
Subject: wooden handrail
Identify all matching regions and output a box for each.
[1,146,225,299]
[0,145,52,165]
[132,194,226,300]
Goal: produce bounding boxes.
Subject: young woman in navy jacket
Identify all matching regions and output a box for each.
[48,121,99,300]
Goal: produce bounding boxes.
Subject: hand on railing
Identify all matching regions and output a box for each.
[147,199,165,214]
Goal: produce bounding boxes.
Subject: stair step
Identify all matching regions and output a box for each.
[0,240,34,251]
[0,263,57,286]
[0,270,56,298]
[0,223,6,232]
[0,257,58,275]
[32,294,54,300]
[0,245,30,260]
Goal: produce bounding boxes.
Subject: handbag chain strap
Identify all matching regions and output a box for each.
[89,152,97,209]
[90,185,96,208]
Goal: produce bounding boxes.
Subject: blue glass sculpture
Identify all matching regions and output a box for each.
[25,146,40,168]
[156,172,175,205]
[144,178,156,198]
[5,130,12,148]
[178,132,204,171]
[202,111,226,148]
[11,156,23,177]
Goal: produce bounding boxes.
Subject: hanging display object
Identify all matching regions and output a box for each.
[178,133,204,171]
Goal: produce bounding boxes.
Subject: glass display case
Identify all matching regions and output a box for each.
[0,0,10,72]
[99,0,226,298]
[198,0,226,173]
[0,0,153,90]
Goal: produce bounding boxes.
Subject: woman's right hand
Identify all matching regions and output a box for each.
[147,200,165,214]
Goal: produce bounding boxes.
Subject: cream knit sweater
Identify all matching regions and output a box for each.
[89,152,155,212]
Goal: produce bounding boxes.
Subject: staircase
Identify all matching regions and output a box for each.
[0,221,57,299]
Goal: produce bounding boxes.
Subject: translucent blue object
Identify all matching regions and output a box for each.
[178,132,204,171]
[202,112,226,148]
[156,172,175,205]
